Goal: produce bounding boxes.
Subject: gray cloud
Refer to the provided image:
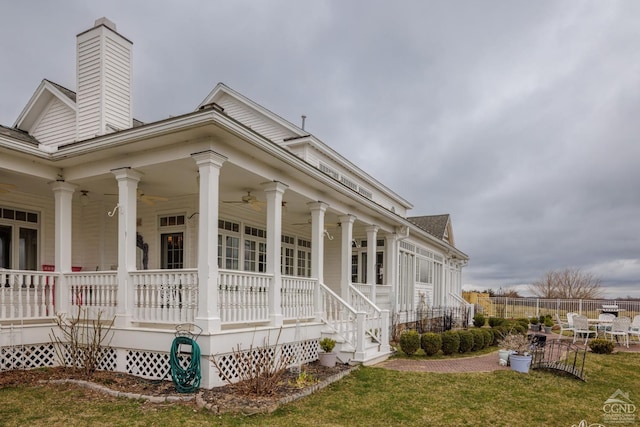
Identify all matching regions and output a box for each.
[1,0,639,298]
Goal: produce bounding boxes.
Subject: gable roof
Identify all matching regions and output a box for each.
[13,79,77,132]
[408,214,452,241]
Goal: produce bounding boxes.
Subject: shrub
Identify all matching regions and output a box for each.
[319,337,336,353]
[470,329,485,351]
[588,338,615,354]
[421,332,442,356]
[441,330,460,355]
[515,318,530,330]
[472,313,486,328]
[458,330,474,353]
[399,330,421,356]
[481,328,493,349]
[488,317,506,328]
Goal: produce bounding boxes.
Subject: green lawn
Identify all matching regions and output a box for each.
[1,352,637,426]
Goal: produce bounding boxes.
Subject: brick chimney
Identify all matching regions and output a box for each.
[76,18,133,141]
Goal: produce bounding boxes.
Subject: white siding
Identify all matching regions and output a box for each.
[322,235,342,293]
[216,94,297,144]
[76,25,132,141]
[76,34,102,141]
[32,98,76,147]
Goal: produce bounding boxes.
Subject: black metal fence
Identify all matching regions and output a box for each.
[393,305,472,336]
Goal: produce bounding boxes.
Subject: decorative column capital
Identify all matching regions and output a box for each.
[191,150,227,167]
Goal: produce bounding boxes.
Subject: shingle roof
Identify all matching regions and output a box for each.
[44,79,76,102]
[408,214,450,240]
[0,124,39,145]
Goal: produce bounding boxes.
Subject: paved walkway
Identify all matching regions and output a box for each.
[376,337,640,373]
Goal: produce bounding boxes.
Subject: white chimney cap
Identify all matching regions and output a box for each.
[94,17,116,31]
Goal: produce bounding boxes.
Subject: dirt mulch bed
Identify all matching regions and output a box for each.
[0,363,355,415]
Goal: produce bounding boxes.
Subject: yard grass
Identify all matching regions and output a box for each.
[1,352,638,426]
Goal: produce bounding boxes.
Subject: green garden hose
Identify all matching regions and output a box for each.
[169,335,201,393]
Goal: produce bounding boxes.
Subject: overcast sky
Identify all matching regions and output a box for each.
[1,1,639,298]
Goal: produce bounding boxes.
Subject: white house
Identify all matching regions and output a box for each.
[0,18,468,388]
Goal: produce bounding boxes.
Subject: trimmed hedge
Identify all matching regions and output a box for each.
[488,317,506,327]
[588,338,615,354]
[458,330,474,353]
[441,330,460,355]
[421,332,442,356]
[470,329,485,351]
[472,313,486,328]
[481,328,493,349]
[399,330,421,356]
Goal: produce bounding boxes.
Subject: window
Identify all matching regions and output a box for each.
[297,238,311,277]
[161,232,183,269]
[281,234,295,275]
[0,207,40,270]
[218,219,240,270]
[159,214,186,269]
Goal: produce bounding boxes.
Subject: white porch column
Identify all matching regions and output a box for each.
[338,214,356,299]
[262,181,288,327]
[192,150,226,333]
[385,233,398,309]
[111,167,142,328]
[50,181,76,315]
[365,225,378,304]
[308,201,327,320]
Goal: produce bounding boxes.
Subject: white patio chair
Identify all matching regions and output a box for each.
[595,313,615,337]
[629,315,640,343]
[605,316,631,348]
[556,312,577,339]
[572,315,596,345]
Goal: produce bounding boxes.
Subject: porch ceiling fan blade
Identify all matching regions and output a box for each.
[223,191,265,212]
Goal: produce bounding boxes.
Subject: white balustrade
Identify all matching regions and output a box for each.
[0,270,56,319]
[319,283,359,347]
[218,270,271,324]
[131,270,197,324]
[67,272,118,319]
[281,276,316,320]
[349,285,388,346]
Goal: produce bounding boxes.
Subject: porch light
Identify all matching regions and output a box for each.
[80,190,90,206]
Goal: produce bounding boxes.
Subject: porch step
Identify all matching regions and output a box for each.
[320,331,391,365]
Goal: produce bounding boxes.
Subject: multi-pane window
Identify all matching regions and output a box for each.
[159,214,186,269]
[297,238,311,277]
[281,234,295,275]
[0,207,39,270]
[161,233,183,269]
[218,219,240,270]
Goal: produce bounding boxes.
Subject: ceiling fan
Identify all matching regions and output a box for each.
[292,217,340,227]
[0,183,16,194]
[104,189,169,206]
[222,191,266,212]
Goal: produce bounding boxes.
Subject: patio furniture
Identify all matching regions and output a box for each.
[629,315,640,343]
[572,315,596,345]
[605,316,631,348]
[595,313,615,337]
[556,312,577,338]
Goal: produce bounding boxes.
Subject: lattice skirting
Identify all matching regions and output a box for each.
[1,338,320,385]
[1,344,57,371]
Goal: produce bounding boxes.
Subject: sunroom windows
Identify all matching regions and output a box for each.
[0,207,39,270]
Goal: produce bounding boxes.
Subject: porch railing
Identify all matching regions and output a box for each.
[131,270,197,323]
[476,297,640,320]
[218,270,271,324]
[68,271,118,319]
[319,283,360,349]
[0,270,56,319]
[282,276,316,320]
[349,284,389,346]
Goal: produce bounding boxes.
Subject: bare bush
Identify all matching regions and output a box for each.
[529,267,604,299]
[212,329,291,396]
[50,308,114,377]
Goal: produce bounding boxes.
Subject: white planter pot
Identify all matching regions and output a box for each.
[318,352,337,368]
[509,354,532,374]
[498,349,511,365]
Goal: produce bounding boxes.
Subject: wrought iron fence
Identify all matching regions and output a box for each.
[394,305,472,335]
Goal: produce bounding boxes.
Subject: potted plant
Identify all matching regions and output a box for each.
[497,333,533,373]
[318,337,337,367]
[529,316,540,332]
[543,317,554,334]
